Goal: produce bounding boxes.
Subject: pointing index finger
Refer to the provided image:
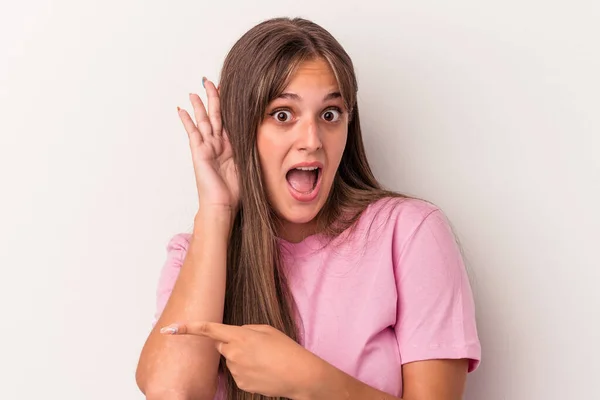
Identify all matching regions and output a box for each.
[160,321,241,343]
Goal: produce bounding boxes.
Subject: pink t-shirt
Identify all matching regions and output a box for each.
[153,197,481,397]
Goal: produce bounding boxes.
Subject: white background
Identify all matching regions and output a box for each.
[1,1,598,399]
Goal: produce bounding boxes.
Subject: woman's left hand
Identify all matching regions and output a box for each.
[160,321,320,398]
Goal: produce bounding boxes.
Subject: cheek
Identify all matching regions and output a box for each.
[256,131,284,183]
[327,131,348,169]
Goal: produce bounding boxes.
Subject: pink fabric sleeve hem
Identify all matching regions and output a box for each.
[150,233,192,328]
[400,342,482,372]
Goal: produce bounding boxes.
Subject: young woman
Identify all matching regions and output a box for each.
[136,17,481,400]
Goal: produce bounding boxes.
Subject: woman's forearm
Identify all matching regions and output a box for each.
[298,357,402,400]
[299,356,466,400]
[136,211,232,400]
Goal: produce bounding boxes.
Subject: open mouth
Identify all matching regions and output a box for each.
[286,166,321,194]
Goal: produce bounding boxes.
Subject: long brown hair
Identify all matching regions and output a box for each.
[218,17,409,400]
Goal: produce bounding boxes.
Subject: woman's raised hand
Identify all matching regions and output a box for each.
[177,78,240,218]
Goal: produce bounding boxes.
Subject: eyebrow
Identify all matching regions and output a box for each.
[276,91,342,102]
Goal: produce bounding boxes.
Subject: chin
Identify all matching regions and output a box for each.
[280,204,319,223]
[272,199,324,227]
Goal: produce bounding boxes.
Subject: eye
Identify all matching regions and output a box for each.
[322,107,342,122]
[270,110,293,123]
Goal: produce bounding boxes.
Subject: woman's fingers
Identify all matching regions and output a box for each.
[203,78,223,137]
[222,127,230,143]
[189,92,213,139]
[177,107,203,146]
[216,341,227,356]
[242,324,272,333]
[180,77,221,143]
[160,321,242,342]
[160,322,231,356]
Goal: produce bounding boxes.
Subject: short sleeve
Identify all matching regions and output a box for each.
[393,209,481,372]
[151,233,191,327]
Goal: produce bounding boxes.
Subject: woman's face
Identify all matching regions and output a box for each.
[257,58,348,242]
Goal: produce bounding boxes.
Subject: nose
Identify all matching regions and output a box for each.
[296,117,323,152]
